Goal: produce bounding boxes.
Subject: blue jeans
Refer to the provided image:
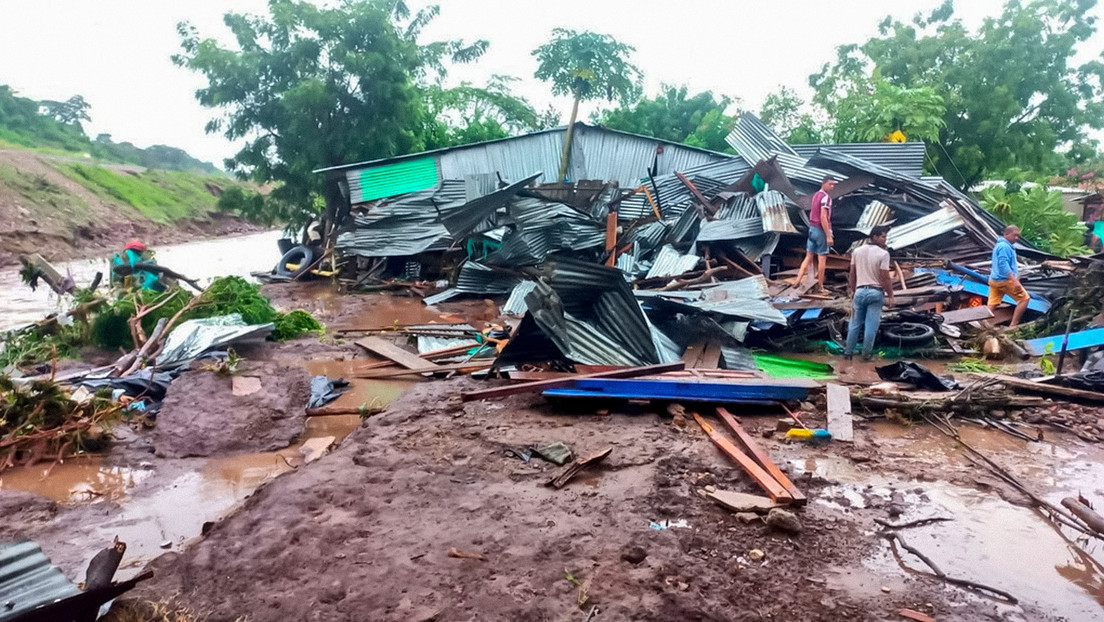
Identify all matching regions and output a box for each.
[846,287,884,358]
[806,226,829,255]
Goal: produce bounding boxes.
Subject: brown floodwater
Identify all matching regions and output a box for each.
[0,230,284,333]
[804,422,1104,620]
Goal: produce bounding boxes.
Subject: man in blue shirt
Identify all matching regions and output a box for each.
[988,225,1030,329]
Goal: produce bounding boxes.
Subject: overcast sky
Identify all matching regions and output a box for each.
[1,0,1101,167]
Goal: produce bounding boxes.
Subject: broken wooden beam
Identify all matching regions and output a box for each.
[1061,497,1104,535]
[715,407,805,506]
[692,412,792,503]
[354,361,491,379]
[546,447,613,489]
[972,373,1104,404]
[460,362,685,402]
[355,336,438,370]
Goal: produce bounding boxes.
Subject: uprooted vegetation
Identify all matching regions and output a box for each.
[2,276,323,371]
[0,374,121,472]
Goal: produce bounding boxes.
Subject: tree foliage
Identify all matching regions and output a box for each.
[39,95,91,126]
[595,85,736,153]
[812,0,1104,188]
[758,87,824,145]
[176,0,550,226]
[980,184,1089,256]
[532,29,642,104]
[828,78,946,144]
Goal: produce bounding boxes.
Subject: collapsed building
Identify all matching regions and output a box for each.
[315,114,1093,369]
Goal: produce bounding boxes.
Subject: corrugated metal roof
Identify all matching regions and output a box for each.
[792,143,926,179]
[645,245,701,278]
[886,202,965,249]
[755,190,799,234]
[725,113,832,186]
[0,539,83,621]
[807,148,945,205]
[324,124,737,203]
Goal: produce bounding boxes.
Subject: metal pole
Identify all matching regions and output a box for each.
[1056,309,1075,377]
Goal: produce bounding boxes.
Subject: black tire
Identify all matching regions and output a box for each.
[277,237,296,255]
[275,245,314,278]
[881,322,935,346]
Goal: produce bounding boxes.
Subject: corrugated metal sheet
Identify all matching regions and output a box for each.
[336,180,467,258]
[346,157,440,204]
[725,113,831,186]
[327,124,737,204]
[807,148,945,205]
[849,200,893,234]
[886,202,965,249]
[755,190,800,234]
[792,143,926,179]
[440,172,541,237]
[732,233,780,262]
[502,281,538,315]
[645,245,701,278]
[0,539,82,621]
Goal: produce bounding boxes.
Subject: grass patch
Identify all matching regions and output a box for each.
[56,163,232,224]
[0,163,90,221]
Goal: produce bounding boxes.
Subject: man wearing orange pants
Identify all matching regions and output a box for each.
[988,225,1030,329]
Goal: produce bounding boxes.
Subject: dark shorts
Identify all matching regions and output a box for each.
[806,226,829,255]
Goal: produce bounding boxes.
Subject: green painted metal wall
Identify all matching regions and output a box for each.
[355,157,439,202]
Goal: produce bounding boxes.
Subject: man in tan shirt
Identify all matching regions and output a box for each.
[845,225,895,361]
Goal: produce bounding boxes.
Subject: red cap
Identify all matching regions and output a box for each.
[124,239,147,252]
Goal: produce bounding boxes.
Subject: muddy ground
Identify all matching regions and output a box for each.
[1,286,1102,621]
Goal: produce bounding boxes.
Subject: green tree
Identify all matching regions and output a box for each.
[812,0,1104,189]
[758,87,825,144]
[532,28,642,180]
[39,95,91,126]
[174,0,487,229]
[829,79,945,144]
[980,184,1089,256]
[596,84,736,152]
[423,75,547,148]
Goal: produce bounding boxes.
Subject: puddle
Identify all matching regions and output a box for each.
[300,358,419,412]
[795,425,1104,620]
[0,457,153,503]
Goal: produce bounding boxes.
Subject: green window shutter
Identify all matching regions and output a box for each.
[356,157,439,202]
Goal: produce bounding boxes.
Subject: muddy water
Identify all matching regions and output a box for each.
[802,423,1104,620]
[0,229,283,332]
[0,375,392,576]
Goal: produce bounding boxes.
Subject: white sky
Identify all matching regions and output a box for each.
[1,0,1101,167]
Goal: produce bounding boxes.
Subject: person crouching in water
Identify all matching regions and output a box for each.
[110,238,163,291]
[845,225,895,361]
[791,176,836,292]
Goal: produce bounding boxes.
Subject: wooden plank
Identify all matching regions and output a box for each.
[699,342,723,370]
[825,383,854,442]
[354,361,491,379]
[681,341,707,368]
[940,305,994,325]
[715,408,806,505]
[973,373,1104,404]
[546,447,613,489]
[355,336,437,370]
[460,362,685,402]
[692,412,792,503]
